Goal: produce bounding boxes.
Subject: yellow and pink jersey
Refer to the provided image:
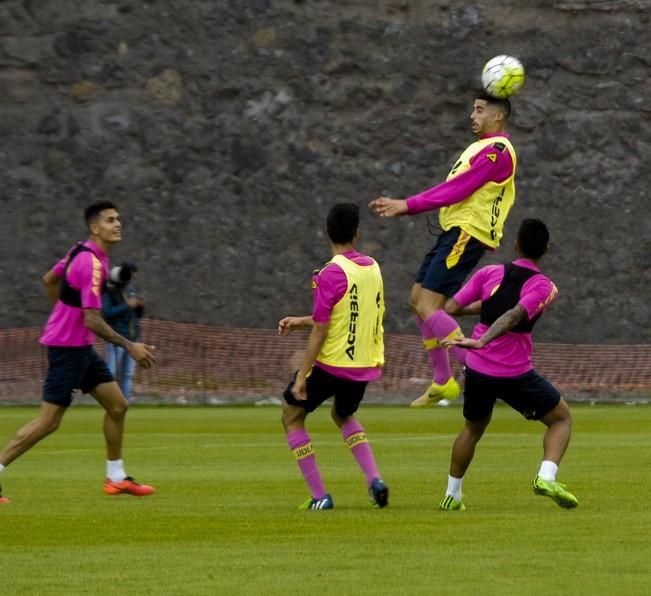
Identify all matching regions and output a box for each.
[405,132,516,248]
[311,251,384,382]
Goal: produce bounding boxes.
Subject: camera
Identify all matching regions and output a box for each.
[108,262,138,287]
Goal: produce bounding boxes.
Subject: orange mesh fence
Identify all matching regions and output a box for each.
[1,320,650,404]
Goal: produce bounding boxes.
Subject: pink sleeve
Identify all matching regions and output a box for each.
[67,252,104,309]
[311,264,348,323]
[405,144,514,215]
[519,276,559,320]
[52,257,68,277]
[453,267,488,306]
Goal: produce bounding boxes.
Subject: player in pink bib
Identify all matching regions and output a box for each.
[438,219,578,511]
[0,202,157,503]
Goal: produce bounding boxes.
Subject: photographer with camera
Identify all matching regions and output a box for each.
[102,262,144,402]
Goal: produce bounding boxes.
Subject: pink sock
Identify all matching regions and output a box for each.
[287,429,326,498]
[418,313,465,367]
[417,313,450,384]
[421,310,464,384]
[417,313,465,373]
[341,419,380,486]
[430,310,466,366]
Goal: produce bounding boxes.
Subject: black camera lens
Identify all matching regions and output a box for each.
[109,265,132,284]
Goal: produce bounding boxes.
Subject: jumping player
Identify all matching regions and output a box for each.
[369,92,517,407]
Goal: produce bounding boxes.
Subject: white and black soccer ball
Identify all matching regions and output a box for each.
[481,55,525,99]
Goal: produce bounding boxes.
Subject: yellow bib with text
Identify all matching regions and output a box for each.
[439,135,517,248]
[317,254,385,368]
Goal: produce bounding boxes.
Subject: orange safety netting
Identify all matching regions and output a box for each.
[1,320,650,403]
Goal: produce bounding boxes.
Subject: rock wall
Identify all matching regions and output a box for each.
[1,0,650,343]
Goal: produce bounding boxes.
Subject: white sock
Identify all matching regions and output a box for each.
[0,464,5,475]
[538,460,558,481]
[107,459,127,482]
[446,475,463,501]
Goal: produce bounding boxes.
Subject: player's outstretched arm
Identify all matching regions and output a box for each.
[278,315,313,336]
[445,298,481,317]
[83,309,156,368]
[446,304,527,350]
[368,197,408,218]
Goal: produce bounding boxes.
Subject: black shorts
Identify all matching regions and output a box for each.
[283,366,368,419]
[462,366,561,422]
[415,227,486,296]
[43,346,115,407]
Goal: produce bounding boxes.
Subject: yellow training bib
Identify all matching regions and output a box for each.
[316,254,385,368]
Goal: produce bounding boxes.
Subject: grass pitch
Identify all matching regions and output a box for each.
[1,403,650,595]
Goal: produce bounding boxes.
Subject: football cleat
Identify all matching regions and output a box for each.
[410,378,460,408]
[439,494,466,511]
[103,476,155,497]
[533,476,578,509]
[298,494,334,510]
[368,478,389,509]
[0,482,9,504]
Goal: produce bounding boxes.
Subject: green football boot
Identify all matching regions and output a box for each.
[439,494,466,511]
[533,476,578,509]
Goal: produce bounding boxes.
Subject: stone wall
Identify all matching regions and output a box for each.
[1,0,650,343]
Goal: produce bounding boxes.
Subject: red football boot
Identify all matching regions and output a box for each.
[104,476,155,496]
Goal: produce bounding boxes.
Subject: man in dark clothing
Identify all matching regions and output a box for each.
[102,264,144,401]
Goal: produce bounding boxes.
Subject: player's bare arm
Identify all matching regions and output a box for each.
[42,269,61,306]
[444,298,482,317]
[368,197,409,218]
[447,303,527,350]
[292,322,328,401]
[84,309,156,368]
[278,315,313,336]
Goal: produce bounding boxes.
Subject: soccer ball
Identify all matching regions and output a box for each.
[481,55,525,99]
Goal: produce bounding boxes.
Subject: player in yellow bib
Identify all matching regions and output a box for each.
[278,203,389,510]
[369,93,517,406]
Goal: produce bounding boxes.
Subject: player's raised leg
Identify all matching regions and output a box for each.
[410,284,462,406]
[92,381,155,496]
[409,227,487,408]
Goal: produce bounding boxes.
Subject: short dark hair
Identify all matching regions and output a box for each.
[84,201,118,226]
[326,203,360,245]
[517,218,549,259]
[477,91,511,119]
